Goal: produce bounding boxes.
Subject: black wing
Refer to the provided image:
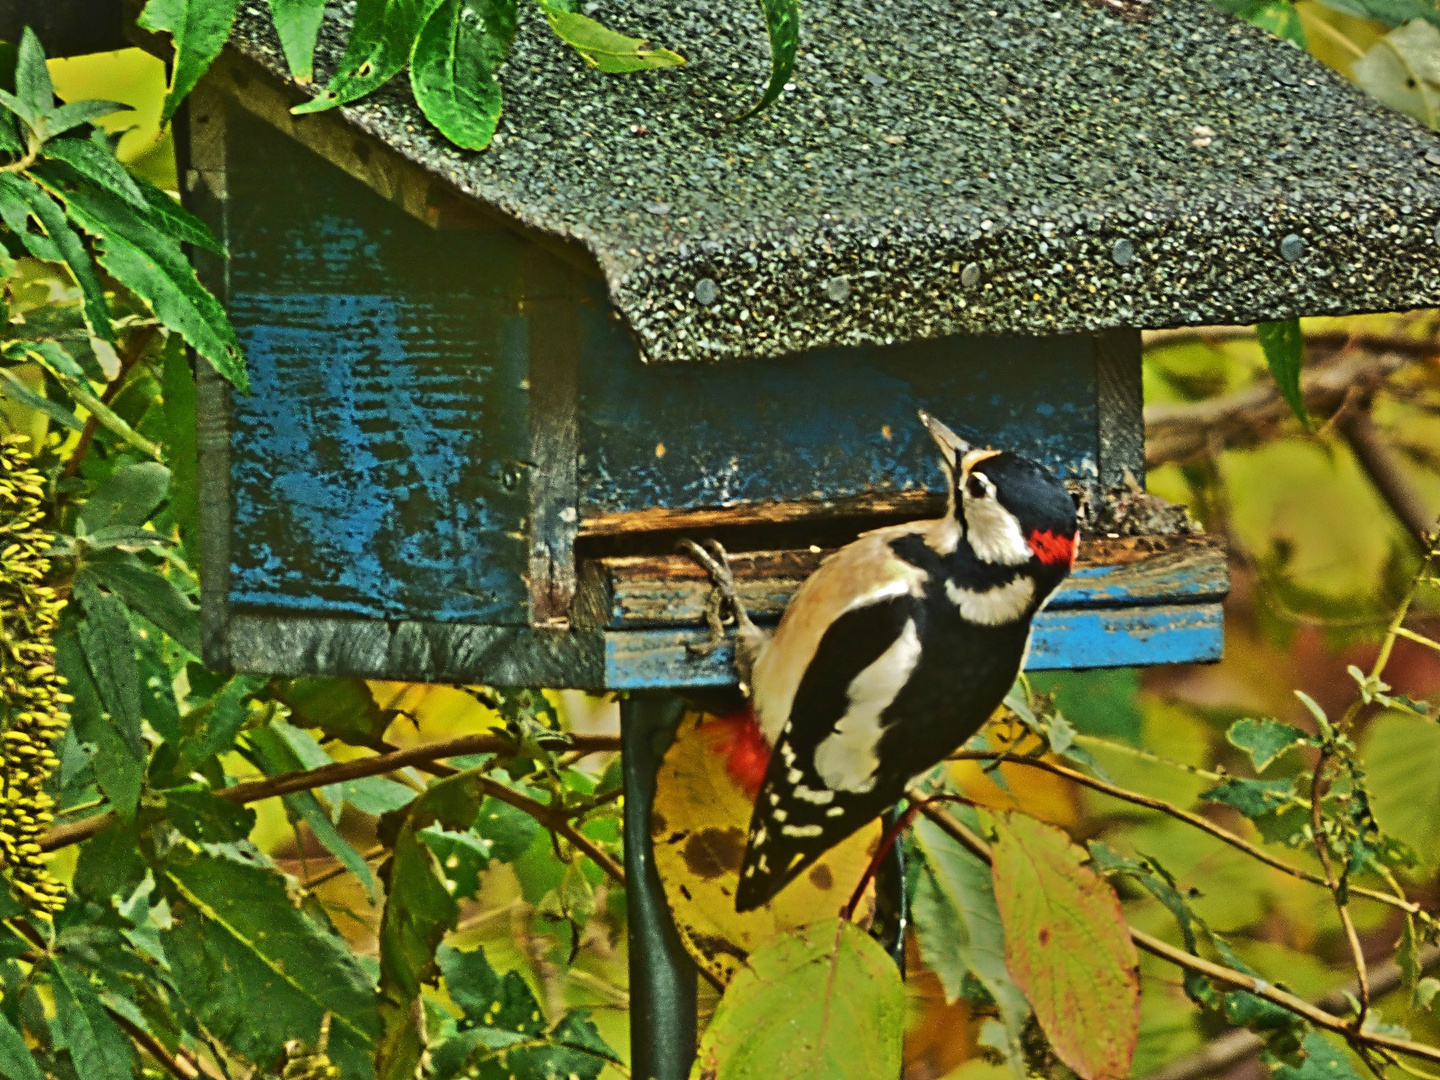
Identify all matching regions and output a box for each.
[735,594,921,912]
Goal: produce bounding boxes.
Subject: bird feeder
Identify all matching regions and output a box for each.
[135,0,1440,1071]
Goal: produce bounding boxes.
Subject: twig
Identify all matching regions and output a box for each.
[1144,349,1416,468]
[911,800,1440,1069]
[947,750,1426,919]
[1143,946,1440,1080]
[61,326,162,480]
[109,1009,216,1080]
[39,731,622,852]
[305,844,386,890]
[1309,746,1371,1022]
[1337,408,1438,546]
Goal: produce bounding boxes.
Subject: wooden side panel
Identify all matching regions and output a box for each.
[603,603,1224,689]
[577,307,1100,524]
[1095,329,1145,489]
[221,106,534,625]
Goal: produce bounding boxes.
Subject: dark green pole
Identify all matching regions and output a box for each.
[621,693,698,1080]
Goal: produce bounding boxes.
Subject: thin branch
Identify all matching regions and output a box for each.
[911,800,1440,1069]
[1144,947,1440,1080]
[39,731,622,852]
[1309,746,1371,1021]
[1337,409,1438,546]
[109,1009,212,1080]
[60,325,163,480]
[947,750,1427,919]
[304,843,386,890]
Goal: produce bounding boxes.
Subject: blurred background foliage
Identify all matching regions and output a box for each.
[5,4,1440,1078]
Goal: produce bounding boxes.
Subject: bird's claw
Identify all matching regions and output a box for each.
[678,538,746,654]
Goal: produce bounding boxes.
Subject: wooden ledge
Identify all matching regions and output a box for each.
[576,533,1227,630]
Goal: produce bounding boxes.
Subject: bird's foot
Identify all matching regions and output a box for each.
[678,539,754,655]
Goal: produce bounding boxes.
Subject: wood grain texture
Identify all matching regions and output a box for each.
[577,324,1103,522]
[579,534,1227,630]
[603,602,1224,690]
[1095,329,1145,489]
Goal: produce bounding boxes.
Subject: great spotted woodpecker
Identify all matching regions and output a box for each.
[686,411,1079,912]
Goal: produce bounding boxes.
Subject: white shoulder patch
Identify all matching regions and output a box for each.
[813,618,923,794]
[945,575,1035,625]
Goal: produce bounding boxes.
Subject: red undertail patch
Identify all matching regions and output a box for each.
[1028,529,1078,567]
[706,709,771,800]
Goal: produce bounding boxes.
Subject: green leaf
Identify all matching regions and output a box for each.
[48,960,137,1080]
[730,0,798,121]
[0,364,84,431]
[417,823,493,899]
[911,813,1029,1078]
[71,576,146,818]
[80,462,171,531]
[375,768,492,1080]
[1269,1032,1364,1080]
[161,340,200,560]
[174,675,263,774]
[1200,778,1298,819]
[293,0,429,114]
[85,552,201,656]
[539,2,684,73]
[247,721,379,900]
[477,795,541,864]
[1311,0,1440,29]
[1416,978,1440,1011]
[41,100,135,142]
[1212,0,1307,44]
[1363,712,1440,872]
[1256,319,1309,430]
[992,813,1140,1080]
[134,175,224,256]
[0,1012,42,1080]
[34,166,246,389]
[8,339,164,460]
[138,0,245,123]
[163,787,257,843]
[271,676,399,749]
[0,173,114,343]
[1400,915,1422,990]
[3,28,52,131]
[269,0,328,82]
[409,0,514,151]
[692,918,903,1080]
[160,841,381,1076]
[42,134,147,211]
[1226,718,1312,773]
[55,614,145,817]
[436,943,539,1030]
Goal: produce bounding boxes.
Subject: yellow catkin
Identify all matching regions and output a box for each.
[0,435,69,916]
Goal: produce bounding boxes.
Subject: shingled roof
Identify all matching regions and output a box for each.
[223,0,1440,363]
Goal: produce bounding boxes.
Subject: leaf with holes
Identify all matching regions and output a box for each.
[693,918,904,1080]
[138,0,244,122]
[294,0,429,113]
[992,813,1139,1080]
[1256,319,1310,430]
[48,960,136,1080]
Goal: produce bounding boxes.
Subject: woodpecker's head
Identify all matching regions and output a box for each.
[919,411,1079,569]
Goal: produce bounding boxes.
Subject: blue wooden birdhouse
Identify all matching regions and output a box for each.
[126,0,1440,1071]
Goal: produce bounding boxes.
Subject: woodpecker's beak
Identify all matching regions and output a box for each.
[918,410,971,471]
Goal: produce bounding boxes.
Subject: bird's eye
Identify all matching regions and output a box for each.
[965,474,988,499]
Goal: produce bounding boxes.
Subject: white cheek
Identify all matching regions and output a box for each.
[964,497,1033,566]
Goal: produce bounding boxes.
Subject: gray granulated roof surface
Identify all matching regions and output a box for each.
[227,0,1440,363]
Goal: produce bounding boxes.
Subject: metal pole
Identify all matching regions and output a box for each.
[621,693,697,1080]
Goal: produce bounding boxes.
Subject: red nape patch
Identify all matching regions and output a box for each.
[705,709,771,800]
[1028,529,1078,567]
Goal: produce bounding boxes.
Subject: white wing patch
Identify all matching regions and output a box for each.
[945,575,1035,625]
[813,618,923,794]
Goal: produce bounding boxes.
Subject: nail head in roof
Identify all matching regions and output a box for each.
[695,278,719,305]
[863,71,888,87]
[644,201,672,216]
[824,275,851,302]
[960,262,982,288]
[1111,238,1135,267]
[1280,233,1305,262]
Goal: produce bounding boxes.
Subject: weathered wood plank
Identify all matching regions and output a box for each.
[577,328,1102,522]
[603,601,1225,689]
[1095,329,1145,489]
[579,534,1227,630]
[226,616,605,687]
